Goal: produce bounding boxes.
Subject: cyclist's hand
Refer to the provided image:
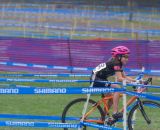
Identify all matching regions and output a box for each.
[143,78,152,85]
[131,80,143,86]
[131,81,139,86]
[135,80,144,84]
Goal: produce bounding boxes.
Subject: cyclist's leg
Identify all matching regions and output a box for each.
[108,95,113,109]
[111,84,123,119]
[113,92,120,113]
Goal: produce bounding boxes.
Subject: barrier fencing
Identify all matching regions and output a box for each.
[0,61,160,129]
[0,79,159,129]
[1,61,160,75]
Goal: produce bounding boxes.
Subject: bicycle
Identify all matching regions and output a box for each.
[62,77,160,130]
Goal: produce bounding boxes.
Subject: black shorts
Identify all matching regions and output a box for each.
[93,81,106,87]
[90,72,110,88]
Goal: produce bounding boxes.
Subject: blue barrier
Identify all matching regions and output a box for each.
[0,61,93,71]
[0,78,159,89]
[0,120,123,129]
[125,91,160,102]
[0,73,137,77]
[81,122,122,130]
[0,121,80,128]
[0,73,91,77]
[1,78,160,88]
[143,92,160,95]
[127,83,160,89]
[1,61,160,74]
[0,61,160,130]
[0,78,117,84]
[0,86,159,129]
[0,87,125,94]
[0,78,133,85]
[0,86,159,101]
[0,78,94,83]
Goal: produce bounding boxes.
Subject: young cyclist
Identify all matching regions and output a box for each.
[91,46,136,120]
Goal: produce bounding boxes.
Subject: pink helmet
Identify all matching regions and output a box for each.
[111,46,130,57]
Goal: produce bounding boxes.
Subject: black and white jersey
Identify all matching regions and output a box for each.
[93,58,123,80]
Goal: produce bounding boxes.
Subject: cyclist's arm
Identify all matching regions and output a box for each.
[122,71,136,82]
[115,71,126,82]
[115,71,135,82]
[114,64,126,82]
[113,63,135,82]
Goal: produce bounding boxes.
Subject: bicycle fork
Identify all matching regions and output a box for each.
[137,98,151,125]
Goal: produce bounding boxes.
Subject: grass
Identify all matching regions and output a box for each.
[0,74,159,130]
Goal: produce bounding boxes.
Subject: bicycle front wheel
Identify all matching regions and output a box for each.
[62,98,105,130]
[128,100,160,130]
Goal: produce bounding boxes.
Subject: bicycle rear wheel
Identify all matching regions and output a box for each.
[128,100,160,130]
[62,98,105,130]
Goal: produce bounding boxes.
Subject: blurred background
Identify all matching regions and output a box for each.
[0,1,159,130]
[0,0,160,74]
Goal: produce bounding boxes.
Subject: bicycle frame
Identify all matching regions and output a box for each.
[83,87,147,124]
[83,72,151,124]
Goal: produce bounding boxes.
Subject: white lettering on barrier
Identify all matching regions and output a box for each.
[0,89,19,94]
[34,88,67,94]
[34,74,54,77]
[6,121,34,127]
[7,79,34,82]
[82,122,112,130]
[48,123,78,128]
[50,80,76,83]
[126,92,146,98]
[82,88,115,94]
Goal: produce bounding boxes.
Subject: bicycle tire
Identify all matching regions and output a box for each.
[128,100,160,130]
[62,98,105,130]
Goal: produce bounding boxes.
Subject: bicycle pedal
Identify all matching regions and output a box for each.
[105,117,117,126]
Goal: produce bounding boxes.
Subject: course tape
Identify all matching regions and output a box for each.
[0,78,160,89]
[0,87,125,94]
[81,122,122,130]
[0,121,80,128]
[143,92,160,95]
[0,120,123,129]
[127,83,160,89]
[0,77,160,90]
[0,73,137,77]
[1,77,160,89]
[0,87,159,101]
[0,78,94,83]
[125,91,160,102]
[0,61,93,71]
[1,61,160,74]
[0,73,91,77]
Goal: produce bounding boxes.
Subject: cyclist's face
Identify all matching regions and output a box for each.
[121,54,129,65]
